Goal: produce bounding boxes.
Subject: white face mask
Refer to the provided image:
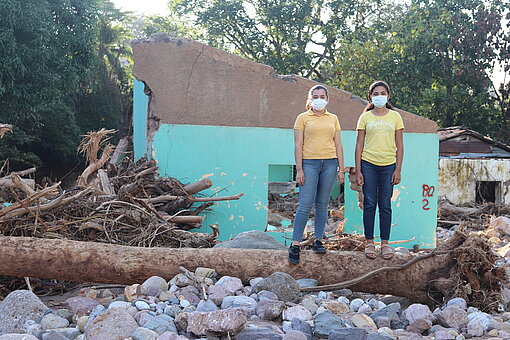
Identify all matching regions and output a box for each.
[372,95,388,108]
[311,98,328,111]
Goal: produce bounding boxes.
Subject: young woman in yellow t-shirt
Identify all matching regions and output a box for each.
[289,85,344,264]
[355,81,404,260]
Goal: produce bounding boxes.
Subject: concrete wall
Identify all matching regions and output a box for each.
[132,37,440,248]
[439,158,510,205]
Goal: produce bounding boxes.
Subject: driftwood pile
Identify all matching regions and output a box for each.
[0,129,243,248]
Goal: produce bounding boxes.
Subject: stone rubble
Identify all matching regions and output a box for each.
[1,217,510,339]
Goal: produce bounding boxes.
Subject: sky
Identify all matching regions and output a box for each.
[111,0,170,15]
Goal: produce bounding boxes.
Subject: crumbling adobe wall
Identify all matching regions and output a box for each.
[132,36,437,133]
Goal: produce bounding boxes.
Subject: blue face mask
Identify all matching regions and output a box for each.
[372,95,388,108]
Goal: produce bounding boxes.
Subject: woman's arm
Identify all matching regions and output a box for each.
[392,129,404,185]
[333,131,344,184]
[294,129,305,186]
[355,130,366,186]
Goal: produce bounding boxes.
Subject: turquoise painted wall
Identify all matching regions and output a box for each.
[151,125,438,247]
[133,80,438,248]
[133,79,149,160]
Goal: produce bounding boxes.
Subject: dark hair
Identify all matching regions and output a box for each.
[306,85,329,110]
[363,81,394,112]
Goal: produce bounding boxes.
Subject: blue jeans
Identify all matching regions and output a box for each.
[293,158,338,241]
[361,160,396,241]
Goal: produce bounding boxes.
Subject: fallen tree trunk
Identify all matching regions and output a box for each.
[0,231,503,309]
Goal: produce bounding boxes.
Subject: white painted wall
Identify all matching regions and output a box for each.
[438,158,510,205]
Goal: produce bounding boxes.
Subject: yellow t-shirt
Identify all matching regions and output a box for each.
[294,110,341,159]
[356,109,404,166]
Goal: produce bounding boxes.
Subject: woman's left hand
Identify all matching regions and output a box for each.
[337,171,344,185]
[391,169,401,185]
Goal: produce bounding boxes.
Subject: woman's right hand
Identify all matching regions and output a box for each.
[296,169,305,186]
[356,171,364,186]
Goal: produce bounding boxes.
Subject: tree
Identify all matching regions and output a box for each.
[0,0,132,171]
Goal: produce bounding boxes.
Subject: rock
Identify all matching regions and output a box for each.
[77,315,88,332]
[314,310,346,337]
[366,333,395,340]
[207,285,229,306]
[467,318,484,337]
[215,276,244,294]
[40,332,68,340]
[194,267,215,278]
[179,299,190,308]
[350,298,365,312]
[40,313,69,330]
[351,314,377,329]
[328,327,368,340]
[143,314,178,334]
[40,328,82,340]
[171,274,194,288]
[221,296,257,314]
[358,304,373,314]
[159,291,172,302]
[251,272,300,303]
[283,305,313,321]
[434,330,456,339]
[53,309,72,322]
[136,301,151,311]
[85,304,107,331]
[402,304,434,324]
[406,318,432,333]
[375,316,392,328]
[488,329,499,336]
[178,286,201,306]
[132,327,159,340]
[291,318,313,340]
[296,279,318,288]
[370,302,401,321]
[258,290,279,301]
[390,318,410,330]
[186,308,247,335]
[446,298,467,311]
[0,290,48,334]
[213,230,286,249]
[436,306,468,331]
[282,330,308,340]
[467,311,493,330]
[196,299,219,313]
[322,301,349,316]
[125,284,142,302]
[301,296,319,314]
[337,296,350,304]
[65,296,100,316]
[378,327,394,336]
[85,308,139,340]
[255,300,285,320]
[157,332,188,340]
[249,277,264,286]
[0,336,39,340]
[335,289,353,297]
[491,216,510,236]
[395,247,410,255]
[233,322,284,339]
[108,301,131,310]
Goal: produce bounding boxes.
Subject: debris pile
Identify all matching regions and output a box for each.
[0,130,243,248]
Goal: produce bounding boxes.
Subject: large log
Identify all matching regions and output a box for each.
[0,233,502,308]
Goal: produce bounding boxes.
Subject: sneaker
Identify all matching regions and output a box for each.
[312,239,326,253]
[288,245,300,264]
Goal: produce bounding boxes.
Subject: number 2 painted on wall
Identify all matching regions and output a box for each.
[422,184,435,210]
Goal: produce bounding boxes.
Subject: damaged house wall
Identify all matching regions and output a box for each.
[438,127,510,205]
[132,36,439,248]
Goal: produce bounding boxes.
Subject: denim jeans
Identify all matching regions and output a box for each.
[361,160,396,240]
[293,158,338,241]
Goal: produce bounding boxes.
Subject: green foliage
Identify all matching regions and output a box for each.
[0,0,132,170]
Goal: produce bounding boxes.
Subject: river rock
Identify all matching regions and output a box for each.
[407,318,432,333]
[142,276,168,297]
[351,314,377,329]
[314,310,346,337]
[40,313,69,330]
[322,301,349,315]
[0,336,39,340]
[233,322,284,339]
[467,318,483,337]
[215,276,244,294]
[402,304,434,324]
[283,305,313,321]
[467,311,493,330]
[282,330,308,340]
[251,272,300,303]
[213,230,286,249]
[258,290,279,301]
[436,306,468,331]
[196,299,218,313]
[491,216,510,236]
[329,328,369,340]
[221,296,257,314]
[85,308,138,340]
[255,300,285,320]
[446,298,467,311]
[186,308,247,335]
[370,302,401,321]
[143,314,177,334]
[296,279,318,288]
[131,327,159,340]
[207,285,229,306]
[350,298,365,312]
[0,290,48,335]
[66,296,100,317]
